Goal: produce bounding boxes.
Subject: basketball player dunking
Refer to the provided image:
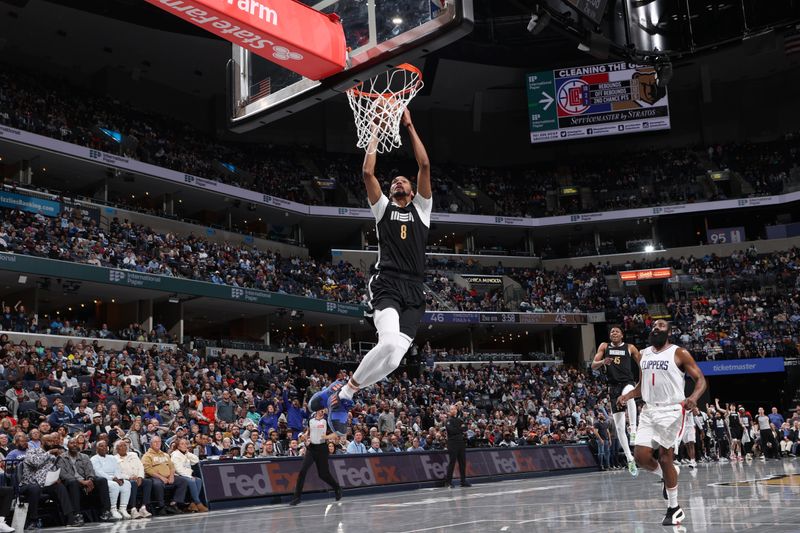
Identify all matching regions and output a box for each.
[310,108,431,434]
[617,319,706,526]
[591,326,641,476]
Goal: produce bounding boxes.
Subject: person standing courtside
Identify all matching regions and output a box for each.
[444,405,471,488]
[591,326,641,476]
[290,410,343,506]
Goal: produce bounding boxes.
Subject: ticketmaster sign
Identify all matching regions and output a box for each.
[199,445,596,502]
[697,357,785,376]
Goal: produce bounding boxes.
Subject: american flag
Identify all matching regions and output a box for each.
[250,78,271,102]
[786,31,800,57]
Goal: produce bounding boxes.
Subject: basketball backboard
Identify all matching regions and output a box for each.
[228,0,473,131]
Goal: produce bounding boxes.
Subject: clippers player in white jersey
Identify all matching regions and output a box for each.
[617,319,707,526]
[591,326,641,476]
[310,109,432,434]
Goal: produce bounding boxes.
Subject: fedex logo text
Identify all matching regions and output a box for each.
[217,465,272,497]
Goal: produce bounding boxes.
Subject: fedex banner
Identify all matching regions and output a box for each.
[528,61,670,144]
[144,0,346,80]
[3,125,800,229]
[199,445,596,502]
[698,357,786,376]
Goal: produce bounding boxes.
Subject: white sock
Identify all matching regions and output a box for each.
[666,486,678,508]
[613,412,634,462]
[339,383,356,400]
[627,398,637,433]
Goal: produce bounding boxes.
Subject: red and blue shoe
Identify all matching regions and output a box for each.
[327,388,354,436]
[309,380,345,412]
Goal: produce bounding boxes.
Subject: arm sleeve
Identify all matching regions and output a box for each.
[370,195,389,221]
[412,194,433,228]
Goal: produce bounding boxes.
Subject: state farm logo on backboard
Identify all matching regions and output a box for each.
[150,0,302,61]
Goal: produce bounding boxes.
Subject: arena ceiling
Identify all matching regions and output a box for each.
[1,0,799,121]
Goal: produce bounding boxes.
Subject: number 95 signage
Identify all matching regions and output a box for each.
[706,226,745,245]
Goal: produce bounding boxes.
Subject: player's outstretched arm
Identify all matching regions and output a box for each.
[590,342,610,370]
[401,109,431,199]
[363,132,382,206]
[677,347,707,411]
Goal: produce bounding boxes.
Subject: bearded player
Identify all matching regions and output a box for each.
[310,108,431,434]
[591,325,640,476]
[618,319,707,526]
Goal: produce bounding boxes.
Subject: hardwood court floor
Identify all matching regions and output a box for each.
[69,458,800,533]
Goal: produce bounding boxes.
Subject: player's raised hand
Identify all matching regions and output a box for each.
[401,108,412,127]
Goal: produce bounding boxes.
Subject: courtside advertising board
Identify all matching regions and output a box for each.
[527,61,670,144]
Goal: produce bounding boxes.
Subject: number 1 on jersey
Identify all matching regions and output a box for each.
[400,224,407,240]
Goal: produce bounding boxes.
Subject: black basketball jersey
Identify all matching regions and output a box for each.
[604,342,635,384]
[371,194,432,279]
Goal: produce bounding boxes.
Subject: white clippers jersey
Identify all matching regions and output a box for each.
[640,344,685,405]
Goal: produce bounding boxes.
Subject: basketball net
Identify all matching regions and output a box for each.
[346,63,423,154]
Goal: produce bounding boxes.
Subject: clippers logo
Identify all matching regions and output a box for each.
[557,79,589,115]
[109,270,126,283]
[642,359,670,371]
[89,150,102,160]
[390,211,414,223]
[231,288,244,299]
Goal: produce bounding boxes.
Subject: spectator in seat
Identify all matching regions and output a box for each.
[57,433,115,522]
[170,438,208,512]
[215,390,237,424]
[346,431,367,454]
[258,403,281,440]
[48,399,73,429]
[142,436,188,515]
[114,439,152,519]
[90,440,131,520]
[20,433,82,528]
[198,391,216,432]
[367,438,382,454]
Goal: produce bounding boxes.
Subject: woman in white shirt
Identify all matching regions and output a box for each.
[114,439,153,519]
[170,438,208,512]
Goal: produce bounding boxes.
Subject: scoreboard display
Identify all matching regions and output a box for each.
[527,61,671,144]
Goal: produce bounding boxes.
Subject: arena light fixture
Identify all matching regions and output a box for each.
[644,244,655,253]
